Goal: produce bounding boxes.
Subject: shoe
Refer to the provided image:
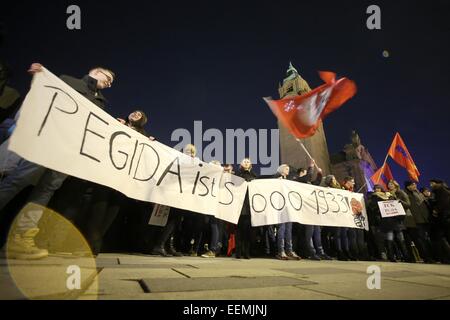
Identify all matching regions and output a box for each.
[244,255,251,259]
[189,250,198,257]
[308,254,321,261]
[286,251,301,260]
[319,254,332,260]
[337,251,350,261]
[276,251,289,260]
[151,246,169,257]
[201,250,216,258]
[167,237,183,257]
[345,251,358,261]
[8,228,48,260]
[167,247,183,257]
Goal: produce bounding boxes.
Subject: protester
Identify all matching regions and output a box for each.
[386,179,414,262]
[428,179,450,263]
[274,164,300,260]
[151,144,198,257]
[235,158,257,259]
[324,175,353,260]
[2,63,115,259]
[201,160,223,258]
[343,176,370,261]
[404,181,435,263]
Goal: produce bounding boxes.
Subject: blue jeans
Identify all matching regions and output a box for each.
[209,216,220,252]
[384,230,405,241]
[348,228,367,256]
[277,222,293,254]
[0,155,67,233]
[333,227,349,252]
[304,225,325,256]
[264,225,276,254]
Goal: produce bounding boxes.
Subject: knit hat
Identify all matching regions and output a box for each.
[404,180,416,189]
[373,184,385,192]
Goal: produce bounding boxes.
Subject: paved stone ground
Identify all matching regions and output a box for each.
[1,253,450,300]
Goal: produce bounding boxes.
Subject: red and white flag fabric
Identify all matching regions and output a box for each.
[264,71,357,138]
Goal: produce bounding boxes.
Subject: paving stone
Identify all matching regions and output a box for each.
[141,276,317,293]
[273,267,364,275]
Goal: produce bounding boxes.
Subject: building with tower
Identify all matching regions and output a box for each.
[277,62,332,175]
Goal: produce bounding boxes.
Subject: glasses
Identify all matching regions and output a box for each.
[98,70,113,85]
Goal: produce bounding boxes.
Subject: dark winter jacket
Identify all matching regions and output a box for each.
[60,75,107,109]
[393,189,414,228]
[368,191,405,232]
[431,186,450,222]
[406,189,430,225]
[237,168,258,216]
[293,167,323,186]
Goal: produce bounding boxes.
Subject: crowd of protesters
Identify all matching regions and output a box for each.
[0,63,449,265]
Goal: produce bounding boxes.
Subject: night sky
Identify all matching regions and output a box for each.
[1,0,449,189]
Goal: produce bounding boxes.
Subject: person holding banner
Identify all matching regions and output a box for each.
[324,175,353,261]
[0,63,115,259]
[275,164,301,260]
[235,158,257,259]
[201,161,224,258]
[368,184,403,262]
[343,176,370,261]
[386,180,413,262]
[151,144,199,257]
[294,161,331,261]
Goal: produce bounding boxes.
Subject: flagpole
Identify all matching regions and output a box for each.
[375,153,390,184]
[295,138,320,171]
[357,153,389,193]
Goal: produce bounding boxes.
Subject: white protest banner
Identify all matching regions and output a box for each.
[377,200,406,218]
[148,204,171,226]
[248,179,369,230]
[9,68,245,224]
[215,173,248,223]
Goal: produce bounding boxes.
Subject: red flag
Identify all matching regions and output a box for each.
[388,133,420,182]
[371,163,394,191]
[264,71,357,138]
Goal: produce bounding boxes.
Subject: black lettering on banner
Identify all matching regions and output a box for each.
[327,192,340,213]
[288,191,303,211]
[252,193,267,213]
[39,86,79,136]
[210,178,217,198]
[156,157,183,193]
[198,176,210,197]
[133,143,160,182]
[337,194,349,213]
[80,112,109,163]
[318,190,329,214]
[128,139,139,175]
[270,191,286,211]
[344,196,351,212]
[311,190,320,215]
[191,163,203,194]
[219,181,234,206]
[109,131,132,170]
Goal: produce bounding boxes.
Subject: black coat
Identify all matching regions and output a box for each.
[293,167,323,186]
[406,189,430,225]
[431,187,450,222]
[237,168,258,216]
[368,192,405,232]
[60,75,107,109]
